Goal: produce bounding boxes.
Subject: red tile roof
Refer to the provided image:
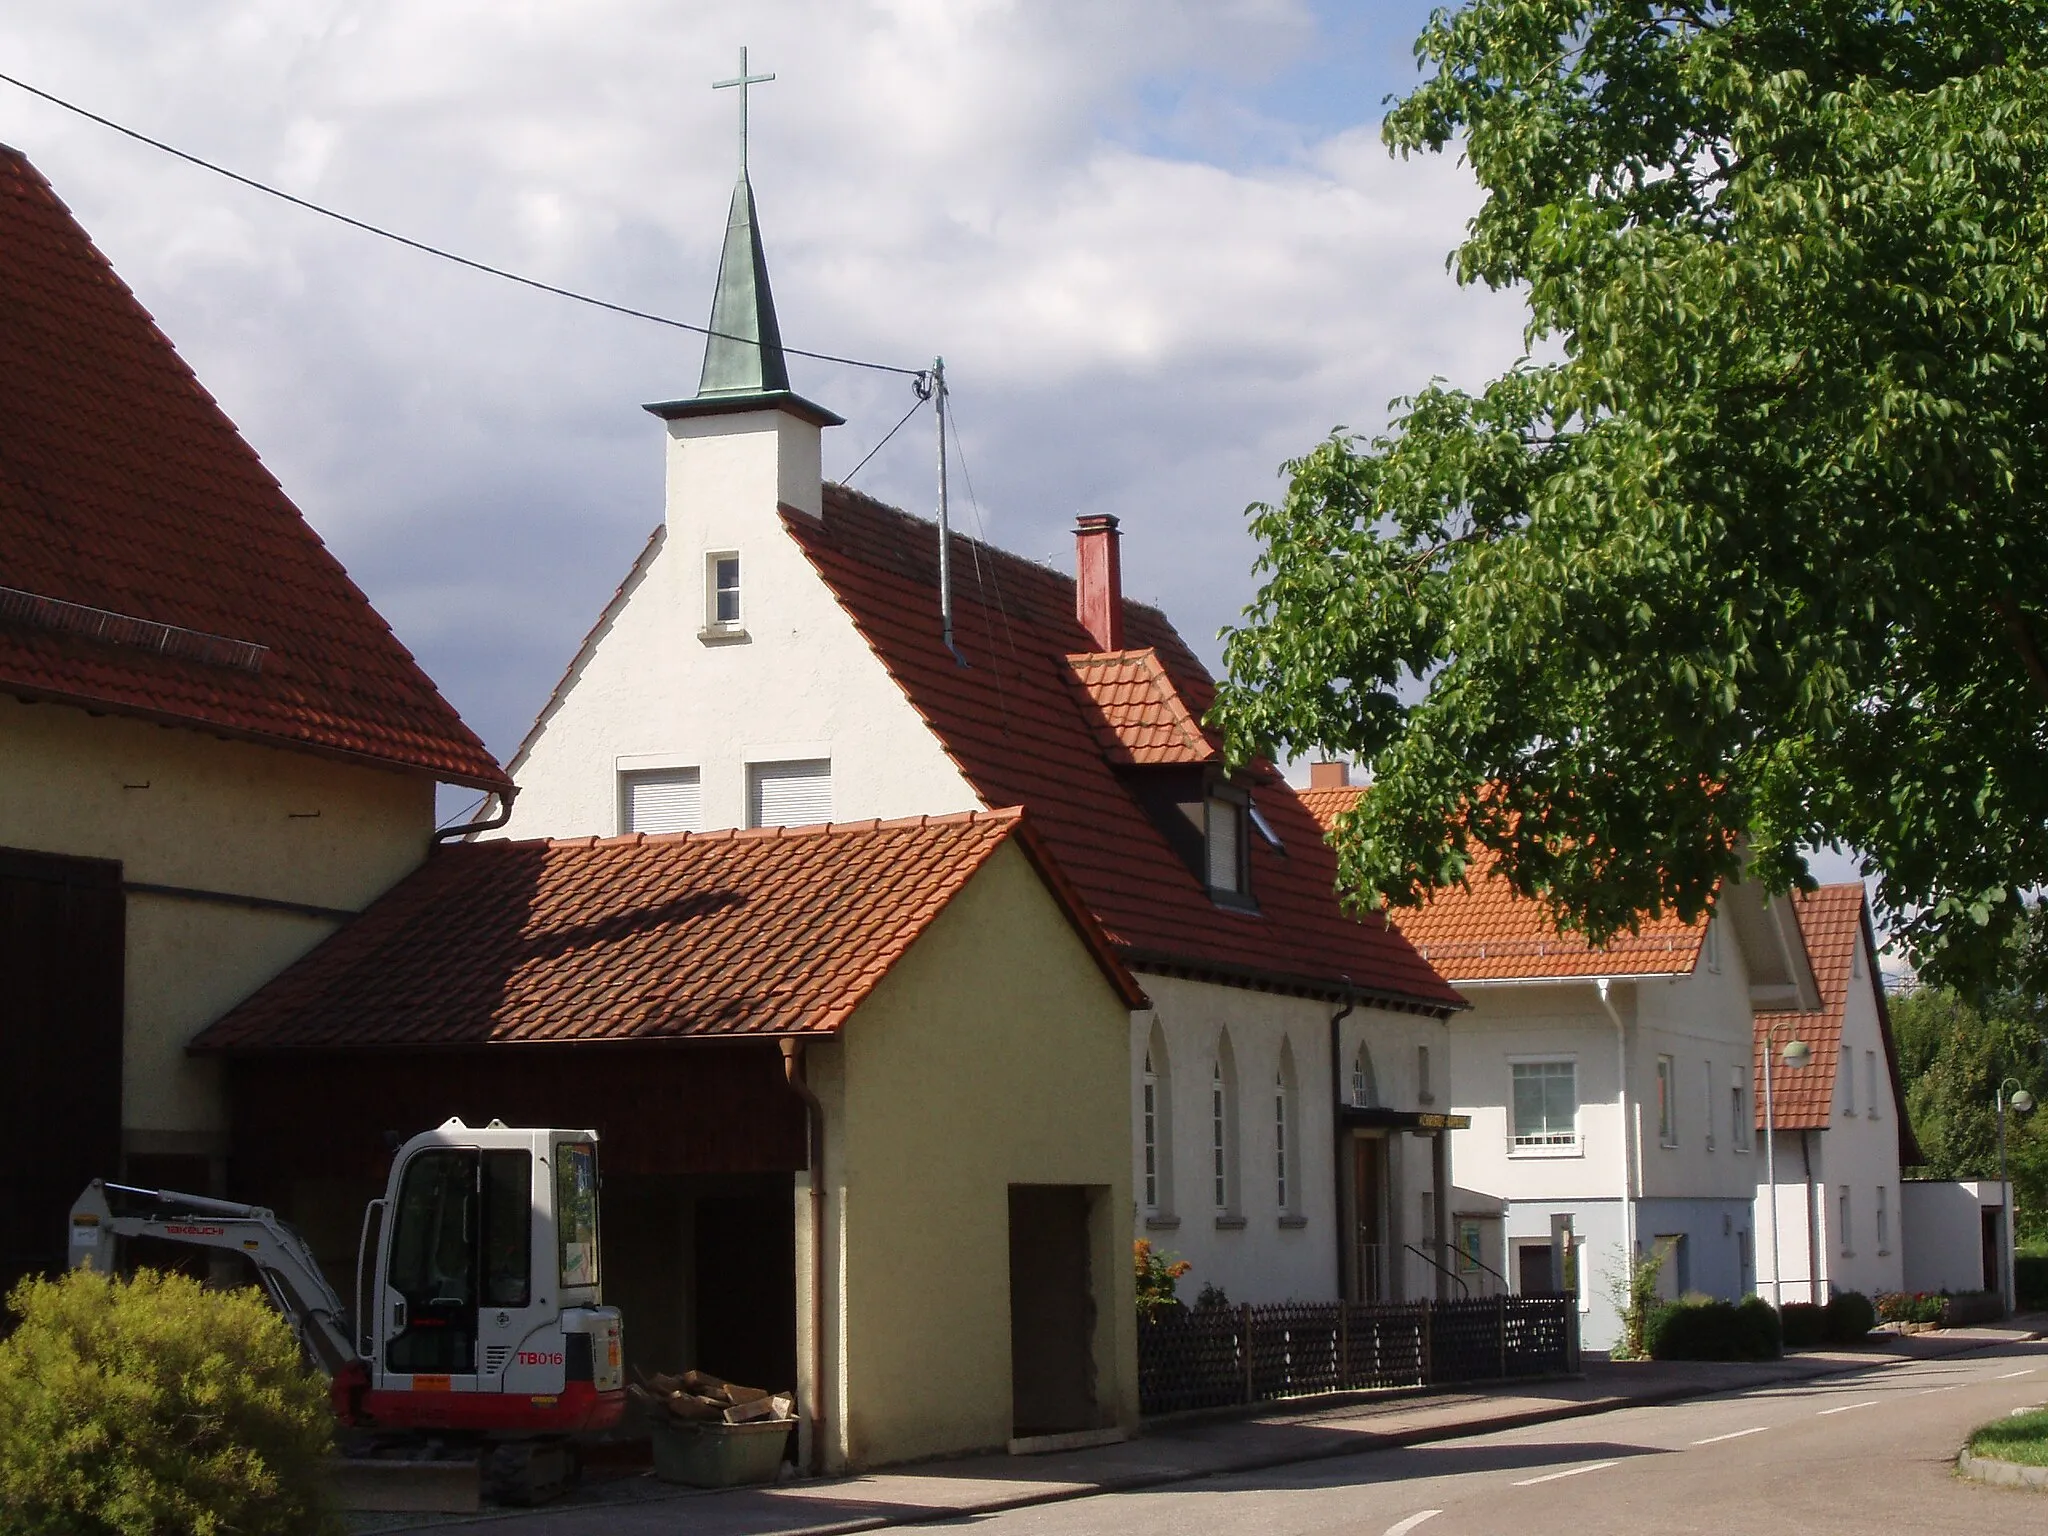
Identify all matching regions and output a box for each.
[782,489,1462,1011]
[192,809,1142,1051]
[1062,649,1219,766]
[1296,783,1706,981]
[1754,884,1920,1159]
[0,147,507,792]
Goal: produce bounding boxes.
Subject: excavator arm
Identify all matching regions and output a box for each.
[68,1180,358,1377]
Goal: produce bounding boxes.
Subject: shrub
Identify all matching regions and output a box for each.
[1780,1302,1828,1348]
[0,1267,339,1536]
[2018,1255,2048,1311]
[1603,1244,1666,1360]
[1646,1295,1781,1361]
[1825,1290,1877,1343]
[1877,1290,1945,1324]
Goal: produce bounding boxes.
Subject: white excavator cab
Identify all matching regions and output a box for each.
[353,1119,623,1431]
[69,1117,624,1440]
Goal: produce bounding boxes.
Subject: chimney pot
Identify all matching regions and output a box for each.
[1074,514,1124,651]
[1309,761,1351,790]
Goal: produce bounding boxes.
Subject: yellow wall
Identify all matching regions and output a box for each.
[0,696,436,1147]
[808,839,1138,1470]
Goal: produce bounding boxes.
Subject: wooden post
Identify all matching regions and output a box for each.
[1338,1300,1351,1390]
[1419,1301,1433,1387]
[1497,1293,1509,1379]
[1241,1302,1255,1404]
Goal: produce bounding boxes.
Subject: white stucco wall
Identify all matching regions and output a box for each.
[1444,915,1766,1344]
[501,405,979,840]
[1901,1180,2007,1296]
[1131,976,1451,1308]
[0,695,434,1147]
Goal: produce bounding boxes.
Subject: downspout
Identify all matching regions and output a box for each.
[780,1039,827,1475]
[1802,1129,1820,1305]
[1596,980,1636,1263]
[1329,987,1357,1299]
[432,785,518,843]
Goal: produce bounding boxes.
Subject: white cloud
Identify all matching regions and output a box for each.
[0,0,1527,778]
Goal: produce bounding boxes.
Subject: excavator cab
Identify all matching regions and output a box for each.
[348,1120,624,1433]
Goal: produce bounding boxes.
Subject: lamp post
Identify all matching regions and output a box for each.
[1995,1077,2034,1313]
[1761,1025,1813,1309]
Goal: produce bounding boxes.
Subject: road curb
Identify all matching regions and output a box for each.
[1957,1448,2048,1490]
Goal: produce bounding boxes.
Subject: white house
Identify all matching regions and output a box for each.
[1302,767,1819,1350]
[1753,884,1917,1305]
[489,162,1468,1312]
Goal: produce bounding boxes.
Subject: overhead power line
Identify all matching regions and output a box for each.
[0,69,925,379]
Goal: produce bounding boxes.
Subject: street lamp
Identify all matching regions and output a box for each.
[1762,1025,1813,1309]
[1996,1078,2034,1313]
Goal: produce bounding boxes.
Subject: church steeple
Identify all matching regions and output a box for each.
[648,46,838,428]
[697,172,790,397]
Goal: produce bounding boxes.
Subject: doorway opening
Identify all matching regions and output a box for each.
[1352,1135,1388,1301]
[1008,1185,1097,1437]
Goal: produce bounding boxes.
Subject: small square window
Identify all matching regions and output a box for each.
[704,552,743,634]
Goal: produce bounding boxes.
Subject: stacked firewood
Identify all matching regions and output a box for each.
[629,1367,795,1426]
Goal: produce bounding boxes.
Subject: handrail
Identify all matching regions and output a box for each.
[1404,1241,1470,1298]
[1455,1241,1511,1291]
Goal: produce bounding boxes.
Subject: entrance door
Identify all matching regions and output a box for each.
[1008,1185,1096,1438]
[1517,1242,1556,1295]
[1354,1136,1386,1301]
[1983,1207,2005,1297]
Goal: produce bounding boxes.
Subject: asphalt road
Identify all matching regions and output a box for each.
[961,1338,2048,1536]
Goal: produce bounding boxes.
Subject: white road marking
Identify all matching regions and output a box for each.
[1919,1385,1961,1395]
[1817,1399,1879,1416]
[1996,1368,2037,1379]
[1513,1460,1619,1486]
[1383,1512,1443,1536]
[1692,1426,1769,1445]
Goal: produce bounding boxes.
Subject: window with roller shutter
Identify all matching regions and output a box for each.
[748,759,832,828]
[620,769,701,835]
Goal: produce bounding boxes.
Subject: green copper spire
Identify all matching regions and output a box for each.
[697,172,790,397]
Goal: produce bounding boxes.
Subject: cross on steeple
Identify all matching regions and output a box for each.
[713,47,776,176]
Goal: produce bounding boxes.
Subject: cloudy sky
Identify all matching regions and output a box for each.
[2,1,1535,817]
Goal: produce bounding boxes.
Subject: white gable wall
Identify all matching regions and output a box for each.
[502,406,978,840]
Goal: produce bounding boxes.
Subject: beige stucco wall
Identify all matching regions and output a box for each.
[805,839,1138,1470]
[0,696,435,1146]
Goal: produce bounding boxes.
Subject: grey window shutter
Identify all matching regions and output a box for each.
[749,759,832,827]
[623,770,701,834]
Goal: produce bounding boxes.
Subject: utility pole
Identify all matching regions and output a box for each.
[932,356,959,663]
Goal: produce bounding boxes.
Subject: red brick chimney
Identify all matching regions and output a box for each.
[1309,761,1351,789]
[1074,514,1124,651]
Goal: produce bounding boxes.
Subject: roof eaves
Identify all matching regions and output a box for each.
[1122,949,1465,1016]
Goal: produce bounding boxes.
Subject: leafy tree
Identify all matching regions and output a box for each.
[1893,902,2048,1238]
[0,1267,340,1535]
[1214,0,2048,989]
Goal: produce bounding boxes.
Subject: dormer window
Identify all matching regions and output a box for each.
[1205,794,1246,896]
[702,551,744,640]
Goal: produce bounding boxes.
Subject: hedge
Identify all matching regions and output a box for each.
[1646,1295,1782,1361]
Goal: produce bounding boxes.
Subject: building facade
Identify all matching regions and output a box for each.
[494,165,1466,1311]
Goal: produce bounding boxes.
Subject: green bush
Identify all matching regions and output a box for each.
[0,1267,339,1535]
[1825,1290,1877,1343]
[1779,1302,1828,1348]
[1877,1290,1946,1324]
[1646,1295,1781,1361]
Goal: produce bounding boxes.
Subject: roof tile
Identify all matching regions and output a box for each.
[784,490,1461,1009]
[0,147,506,790]
[193,809,1136,1050]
